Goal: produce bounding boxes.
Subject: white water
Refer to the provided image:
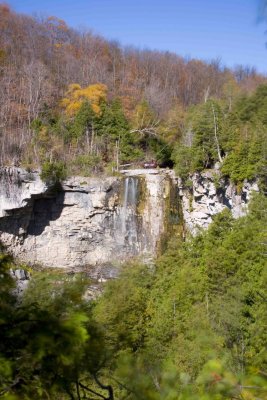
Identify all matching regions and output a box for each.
[119,176,140,253]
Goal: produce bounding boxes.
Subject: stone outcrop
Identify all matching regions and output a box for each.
[178,170,259,233]
[0,167,47,218]
[0,167,175,275]
[0,167,259,272]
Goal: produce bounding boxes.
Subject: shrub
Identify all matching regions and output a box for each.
[40,160,67,184]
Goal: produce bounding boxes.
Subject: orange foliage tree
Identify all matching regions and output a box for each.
[61,83,108,116]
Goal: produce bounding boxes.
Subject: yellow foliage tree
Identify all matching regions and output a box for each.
[61,83,108,117]
[222,74,240,111]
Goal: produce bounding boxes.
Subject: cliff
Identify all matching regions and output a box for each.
[0,167,259,275]
[0,167,176,277]
[178,170,259,233]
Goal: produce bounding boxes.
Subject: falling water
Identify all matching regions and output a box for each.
[119,176,140,253]
[122,177,138,211]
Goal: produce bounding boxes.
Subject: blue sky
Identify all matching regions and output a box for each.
[8,0,267,74]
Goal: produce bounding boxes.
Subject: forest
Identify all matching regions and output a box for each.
[0,194,266,399]
[0,3,266,187]
[0,2,267,400]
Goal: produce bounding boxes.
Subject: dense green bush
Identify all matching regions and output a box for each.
[40,160,67,184]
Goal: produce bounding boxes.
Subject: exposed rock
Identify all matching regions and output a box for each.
[0,167,259,272]
[0,168,176,274]
[178,172,259,233]
[0,167,47,217]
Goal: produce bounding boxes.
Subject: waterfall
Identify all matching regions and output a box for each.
[0,167,183,270]
[119,176,140,253]
[124,176,138,207]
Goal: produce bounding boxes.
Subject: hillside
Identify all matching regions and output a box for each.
[0,3,266,400]
[0,3,266,188]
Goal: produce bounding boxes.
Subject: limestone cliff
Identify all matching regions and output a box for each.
[177,170,259,233]
[0,167,259,274]
[0,167,175,276]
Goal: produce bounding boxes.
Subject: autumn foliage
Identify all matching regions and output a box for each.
[61,83,108,116]
[0,3,266,175]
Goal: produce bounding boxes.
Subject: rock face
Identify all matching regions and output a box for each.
[0,167,176,275]
[0,167,259,272]
[178,171,259,233]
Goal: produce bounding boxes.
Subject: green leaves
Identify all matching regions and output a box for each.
[1,194,266,399]
[172,84,267,186]
[0,267,110,399]
[92,194,267,399]
[40,160,67,184]
[94,263,153,354]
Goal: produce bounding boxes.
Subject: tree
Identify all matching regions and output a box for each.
[92,195,267,399]
[190,99,225,169]
[94,99,143,165]
[130,100,161,138]
[61,83,108,117]
[0,255,114,399]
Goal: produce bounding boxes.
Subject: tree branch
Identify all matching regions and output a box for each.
[130,127,159,137]
[93,374,114,400]
[0,376,22,397]
[79,381,107,400]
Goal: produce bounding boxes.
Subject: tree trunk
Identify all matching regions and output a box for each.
[211,104,223,163]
